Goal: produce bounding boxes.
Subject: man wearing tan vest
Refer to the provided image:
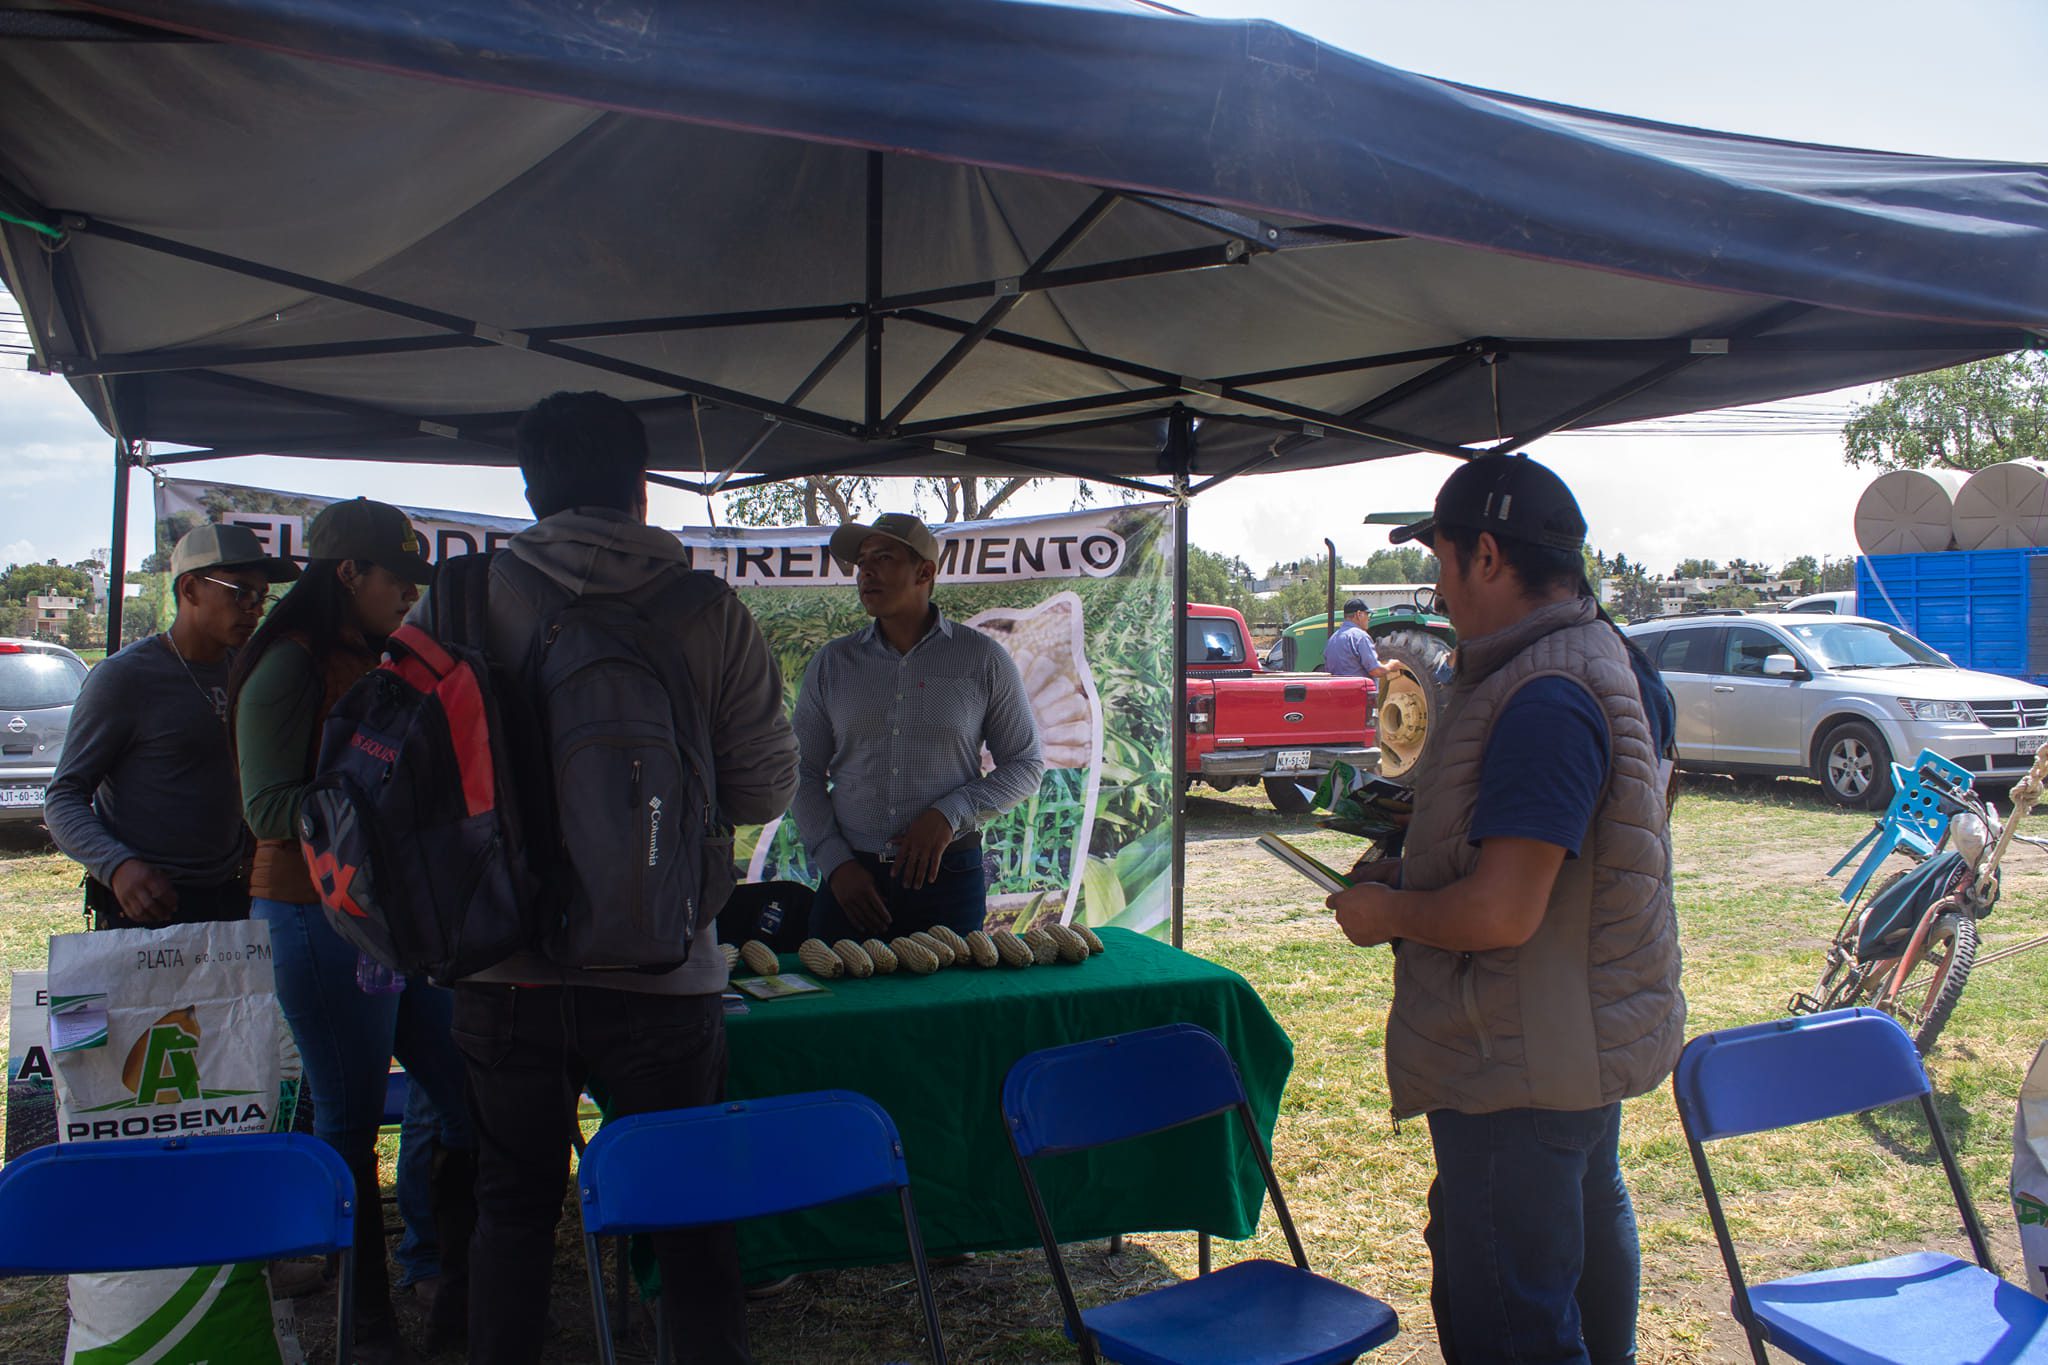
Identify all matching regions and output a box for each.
[1327,454,1682,1365]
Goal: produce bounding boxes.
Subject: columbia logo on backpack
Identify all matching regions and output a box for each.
[298,552,729,983]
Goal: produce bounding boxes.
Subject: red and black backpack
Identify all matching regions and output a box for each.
[296,556,540,983]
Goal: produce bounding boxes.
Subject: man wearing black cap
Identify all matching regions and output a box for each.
[47,523,297,928]
[1322,598,1386,680]
[1325,454,1680,1365]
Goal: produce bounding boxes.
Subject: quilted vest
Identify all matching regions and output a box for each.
[1385,595,1684,1117]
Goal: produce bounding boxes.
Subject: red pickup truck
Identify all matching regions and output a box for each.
[1184,603,1378,813]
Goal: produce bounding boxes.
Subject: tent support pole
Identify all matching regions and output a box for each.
[105,441,133,655]
[1168,406,1193,950]
[864,151,885,434]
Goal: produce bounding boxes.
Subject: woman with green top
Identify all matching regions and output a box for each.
[230,498,475,1364]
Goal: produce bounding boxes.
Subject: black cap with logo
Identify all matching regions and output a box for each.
[1389,454,1587,554]
[305,498,435,583]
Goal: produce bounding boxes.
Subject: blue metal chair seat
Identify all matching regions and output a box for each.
[1748,1250,2046,1365]
[1079,1256,1397,1365]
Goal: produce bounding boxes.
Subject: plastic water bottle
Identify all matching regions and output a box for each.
[758,900,785,942]
[355,951,405,996]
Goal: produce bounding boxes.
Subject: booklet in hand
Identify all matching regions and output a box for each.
[1257,834,1353,895]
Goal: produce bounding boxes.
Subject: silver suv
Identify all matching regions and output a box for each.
[0,639,89,826]
[1624,612,2048,808]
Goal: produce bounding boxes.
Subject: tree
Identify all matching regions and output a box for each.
[1612,570,1662,623]
[1358,547,1438,584]
[1673,558,1720,580]
[1818,556,1857,591]
[1781,554,1819,594]
[1843,353,2048,471]
[1703,583,1760,610]
[1185,546,1255,613]
[0,561,91,602]
[65,605,98,652]
[723,474,1059,528]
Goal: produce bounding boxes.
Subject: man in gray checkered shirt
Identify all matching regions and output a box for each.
[793,513,1043,940]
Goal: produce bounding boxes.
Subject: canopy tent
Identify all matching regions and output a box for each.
[2,0,2043,490]
[3,0,2044,939]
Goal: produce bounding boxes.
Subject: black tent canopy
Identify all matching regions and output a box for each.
[2,0,2043,494]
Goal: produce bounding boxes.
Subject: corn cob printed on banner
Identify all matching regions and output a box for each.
[156,479,1178,939]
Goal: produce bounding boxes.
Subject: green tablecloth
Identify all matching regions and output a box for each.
[724,928,1293,1279]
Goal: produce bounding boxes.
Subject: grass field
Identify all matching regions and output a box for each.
[2,774,2043,1361]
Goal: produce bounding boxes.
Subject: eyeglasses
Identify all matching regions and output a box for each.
[202,575,278,610]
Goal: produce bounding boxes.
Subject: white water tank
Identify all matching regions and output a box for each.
[1952,460,2048,551]
[1853,469,1961,555]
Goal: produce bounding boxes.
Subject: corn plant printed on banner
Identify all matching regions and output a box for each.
[46,921,306,1365]
[155,479,1179,939]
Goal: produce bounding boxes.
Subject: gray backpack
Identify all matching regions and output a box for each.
[489,554,732,971]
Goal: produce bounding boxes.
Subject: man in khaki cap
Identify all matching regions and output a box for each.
[794,512,1042,939]
[46,523,297,928]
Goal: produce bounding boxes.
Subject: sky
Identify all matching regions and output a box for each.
[1,0,2043,579]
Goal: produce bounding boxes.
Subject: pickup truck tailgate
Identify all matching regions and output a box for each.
[1208,671,1373,748]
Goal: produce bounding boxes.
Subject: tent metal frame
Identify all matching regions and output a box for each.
[11,42,2039,950]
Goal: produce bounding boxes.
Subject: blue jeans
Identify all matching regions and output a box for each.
[393,1083,442,1285]
[253,899,475,1237]
[1424,1103,1639,1365]
[808,843,988,941]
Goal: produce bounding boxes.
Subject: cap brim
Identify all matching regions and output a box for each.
[215,557,302,583]
[827,522,878,569]
[1387,516,1436,547]
[384,551,436,585]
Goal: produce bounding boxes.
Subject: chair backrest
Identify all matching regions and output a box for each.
[0,1135,355,1275]
[1673,1009,1928,1142]
[1003,1023,1246,1159]
[577,1090,909,1236]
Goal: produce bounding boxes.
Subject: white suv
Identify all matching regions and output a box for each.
[1624,612,2048,808]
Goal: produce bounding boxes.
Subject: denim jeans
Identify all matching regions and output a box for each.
[808,842,988,941]
[1424,1103,1640,1365]
[252,899,475,1235]
[453,984,747,1365]
[393,1082,442,1286]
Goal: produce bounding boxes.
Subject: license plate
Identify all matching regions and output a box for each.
[0,786,45,808]
[1275,749,1312,771]
[2020,736,2044,756]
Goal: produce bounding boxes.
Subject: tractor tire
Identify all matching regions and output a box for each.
[1374,628,1454,780]
[1264,776,1316,815]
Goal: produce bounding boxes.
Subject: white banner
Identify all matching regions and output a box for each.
[154,477,1177,938]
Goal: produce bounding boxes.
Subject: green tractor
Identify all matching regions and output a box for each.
[1261,533,1456,779]
[1265,602,1454,778]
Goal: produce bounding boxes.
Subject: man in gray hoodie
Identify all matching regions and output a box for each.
[427,391,798,1365]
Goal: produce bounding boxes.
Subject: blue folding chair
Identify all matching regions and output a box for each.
[0,1134,358,1364]
[1674,1009,2048,1365]
[1002,1024,1398,1365]
[577,1090,946,1365]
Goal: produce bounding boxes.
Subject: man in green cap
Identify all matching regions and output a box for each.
[46,523,297,928]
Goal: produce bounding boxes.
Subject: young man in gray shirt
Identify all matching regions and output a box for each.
[795,512,1044,939]
[46,524,297,928]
